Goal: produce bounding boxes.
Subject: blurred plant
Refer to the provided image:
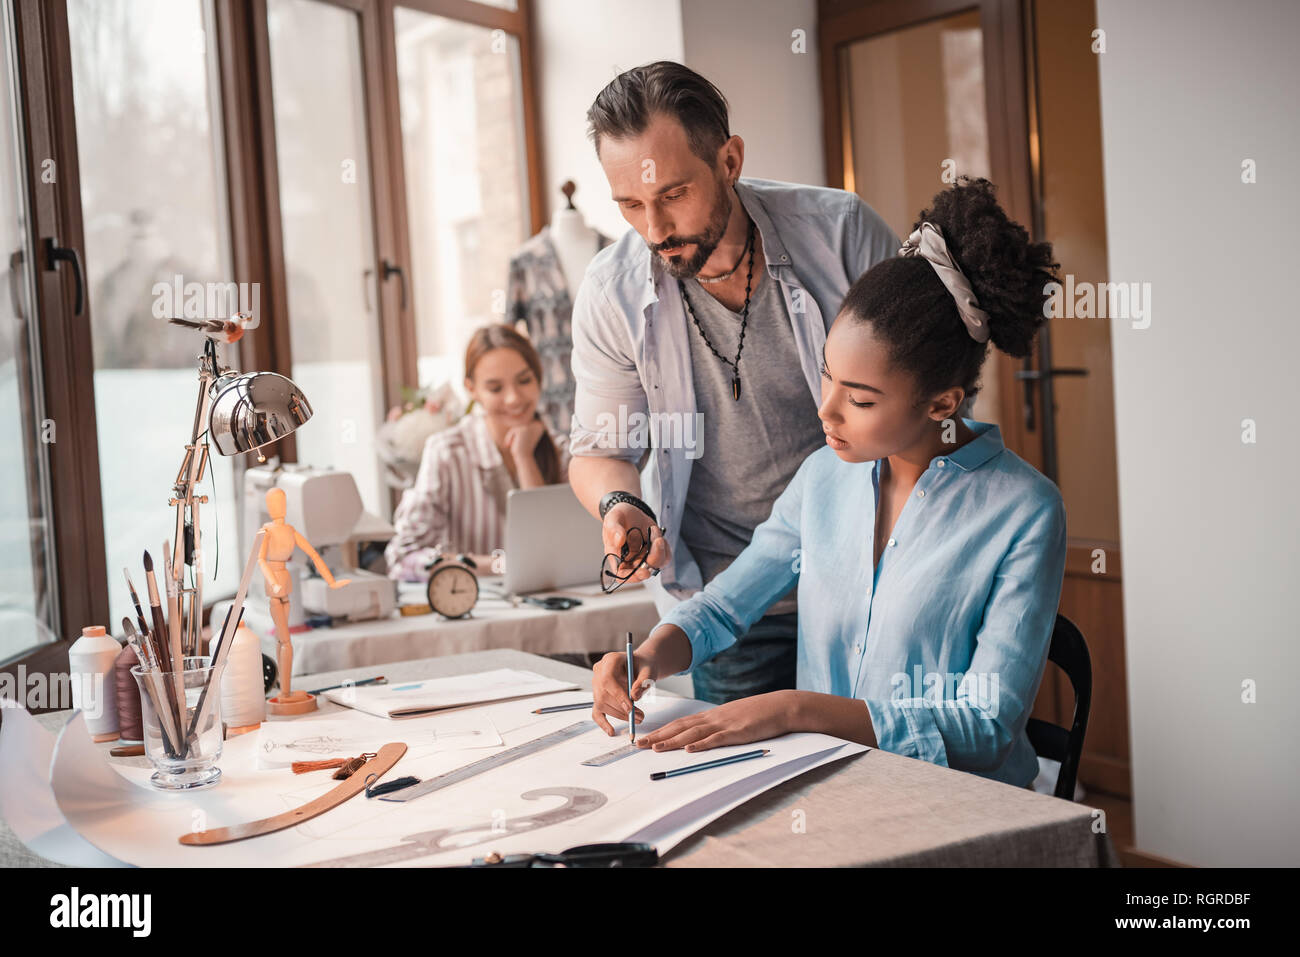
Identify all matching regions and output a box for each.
[376,381,467,490]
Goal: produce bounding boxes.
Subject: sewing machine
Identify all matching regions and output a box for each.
[242,465,396,622]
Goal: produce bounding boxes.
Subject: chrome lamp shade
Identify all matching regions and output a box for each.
[208,370,313,456]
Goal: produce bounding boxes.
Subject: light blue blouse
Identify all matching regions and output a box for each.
[568,177,901,618]
[658,419,1068,788]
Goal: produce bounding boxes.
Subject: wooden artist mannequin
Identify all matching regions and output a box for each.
[258,487,350,715]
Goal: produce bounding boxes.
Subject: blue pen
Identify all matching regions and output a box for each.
[650,749,770,781]
[625,632,635,743]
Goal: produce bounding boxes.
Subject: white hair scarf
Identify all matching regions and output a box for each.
[898,222,992,343]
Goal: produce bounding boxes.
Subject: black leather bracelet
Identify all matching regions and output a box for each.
[599,490,657,525]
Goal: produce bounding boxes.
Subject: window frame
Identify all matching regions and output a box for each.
[0,0,546,695]
[365,0,547,511]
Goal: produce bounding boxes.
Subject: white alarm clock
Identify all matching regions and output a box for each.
[425,554,480,619]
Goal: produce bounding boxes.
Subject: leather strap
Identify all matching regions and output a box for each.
[178,742,407,846]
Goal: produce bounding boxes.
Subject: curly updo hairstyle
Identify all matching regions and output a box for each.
[840,177,1060,403]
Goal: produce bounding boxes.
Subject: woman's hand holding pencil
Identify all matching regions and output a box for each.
[591,648,654,736]
[592,622,696,736]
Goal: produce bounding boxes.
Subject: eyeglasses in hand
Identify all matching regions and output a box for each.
[599,525,665,594]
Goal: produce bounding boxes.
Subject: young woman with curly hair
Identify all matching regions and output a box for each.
[591,178,1066,788]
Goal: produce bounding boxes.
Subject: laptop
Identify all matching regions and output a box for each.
[503,484,609,595]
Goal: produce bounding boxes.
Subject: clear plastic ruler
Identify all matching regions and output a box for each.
[379,720,595,802]
[580,742,643,767]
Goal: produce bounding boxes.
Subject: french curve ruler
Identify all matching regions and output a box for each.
[179,743,408,845]
[379,720,596,802]
[580,742,643,767]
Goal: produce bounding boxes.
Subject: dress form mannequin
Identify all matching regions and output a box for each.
[550,182,601,294]
[258,488,350,715]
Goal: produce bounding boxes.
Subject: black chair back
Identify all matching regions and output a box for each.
[1025,614,1092,800]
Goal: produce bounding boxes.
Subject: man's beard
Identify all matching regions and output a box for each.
[646,177,732,280]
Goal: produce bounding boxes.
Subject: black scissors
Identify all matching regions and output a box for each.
[463,842,658,867]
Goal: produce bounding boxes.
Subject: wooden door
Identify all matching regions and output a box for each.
[1024,0,1128,798]
[819,0,1130,797]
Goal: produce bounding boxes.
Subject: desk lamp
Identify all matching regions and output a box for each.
[167,314,312,656]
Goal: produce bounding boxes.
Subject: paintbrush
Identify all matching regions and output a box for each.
[186,529,265,744]
[210,529,264,669]
[126,566,180,740]
[163,540,182,663]
[124,569,152,644]
[144,550,187,752]
[123,617,179,758]
[141,552,171,667]
[120,617,151,672]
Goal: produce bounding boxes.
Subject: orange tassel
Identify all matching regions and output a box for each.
[292,758,348,774]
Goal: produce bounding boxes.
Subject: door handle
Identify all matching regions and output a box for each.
[382,259,407,310]
[1014,366,1088,432]
[1013,367,1089,381]
[8,249,25,322]
[43,237,84,316]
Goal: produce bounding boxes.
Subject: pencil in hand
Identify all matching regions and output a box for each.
[625,633,635,743]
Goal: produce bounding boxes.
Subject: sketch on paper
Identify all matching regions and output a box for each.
[262,734,346,757]
[304,787,608,867]
[256,716,501,769]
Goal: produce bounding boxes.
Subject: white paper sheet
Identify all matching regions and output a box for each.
[322,668,579,717]
[0,700,129,867]
[624,745,868,853]
[255,711,502,769]
[44,681,868,867]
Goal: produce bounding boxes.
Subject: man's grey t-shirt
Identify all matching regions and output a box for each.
[678,265,826,617]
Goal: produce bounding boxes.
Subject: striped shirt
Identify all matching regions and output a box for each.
[384,412,570,581]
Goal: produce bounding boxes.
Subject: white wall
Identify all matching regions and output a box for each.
[680,0,824,187]
[533,0,824,238]
[533,0,685,239]
[1095,0,1300,866]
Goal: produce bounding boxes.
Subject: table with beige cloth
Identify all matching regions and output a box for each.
[1,649,1118,868]
[213,577,661,677]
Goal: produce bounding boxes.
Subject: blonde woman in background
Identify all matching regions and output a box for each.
[385,324,570,580]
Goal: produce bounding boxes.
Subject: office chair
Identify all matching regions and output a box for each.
[1026,614,1092,800]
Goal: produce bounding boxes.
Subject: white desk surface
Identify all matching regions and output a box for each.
[1,649,1118,868]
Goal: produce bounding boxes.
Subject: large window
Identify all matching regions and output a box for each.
[1,0,543,672]
[393,3,532,393]
[0,1,54,662]
[66,0,240,632]
[267,0,386,516]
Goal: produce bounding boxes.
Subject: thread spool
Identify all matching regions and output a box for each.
[114,643,144,744]
[220,623,265,735]
[68,625,120,742]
